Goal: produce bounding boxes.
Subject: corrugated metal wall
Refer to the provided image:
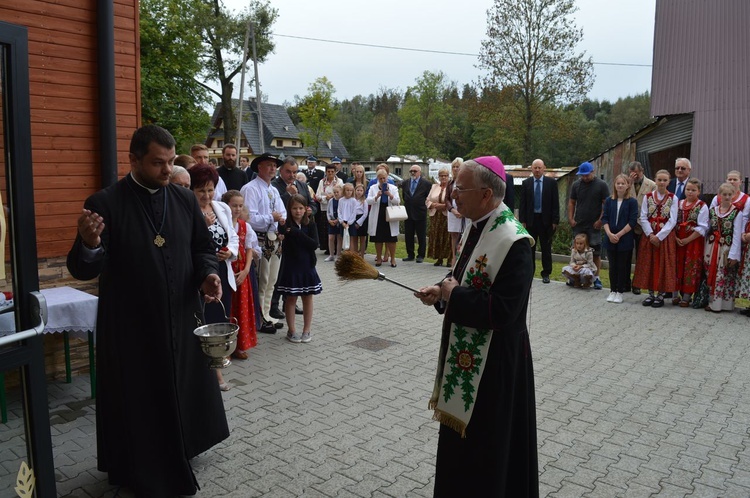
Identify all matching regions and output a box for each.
[650,0,750,187]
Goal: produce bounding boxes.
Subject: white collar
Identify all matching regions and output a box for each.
[129,172,159,194]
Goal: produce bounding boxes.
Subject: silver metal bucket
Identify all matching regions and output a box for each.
[193,300,239,369]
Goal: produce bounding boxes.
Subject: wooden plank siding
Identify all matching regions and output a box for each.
[0,0,140,259]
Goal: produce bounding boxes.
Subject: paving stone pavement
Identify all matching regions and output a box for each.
[2,252,750,497]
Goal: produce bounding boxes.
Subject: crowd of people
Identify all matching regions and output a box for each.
[67,124,746,496]
[564,159,750,315]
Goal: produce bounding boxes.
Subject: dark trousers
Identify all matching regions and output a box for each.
[404,218,427,258]
[608,249,633,293]
[315,209,328,250]
[528,215,554,277]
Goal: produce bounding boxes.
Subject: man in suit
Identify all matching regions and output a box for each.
[668,157,692,201]
[628,161,656,294]
[519,158,559,283]
[402,164,432,262]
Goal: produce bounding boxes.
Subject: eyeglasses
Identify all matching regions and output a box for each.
[452,186,488,195]
[675,167,689,171]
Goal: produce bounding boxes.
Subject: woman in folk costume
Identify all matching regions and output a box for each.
[704,183,743,312]
[674,178,709,306]
[633,169,678,308]
[708,170,750,219]
[416,156,538,497]
[737,212,750,315]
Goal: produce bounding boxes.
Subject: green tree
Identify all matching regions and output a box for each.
[478,0,594,164]
[397,71,454,159]
[297,77,338,158]
[140,0,211,151]
[334,95,374,160]
[604,92,652,146]
[197,0,278,147]
[370,88,402,161]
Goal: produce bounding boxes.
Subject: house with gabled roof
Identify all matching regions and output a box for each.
[206,98,349,167]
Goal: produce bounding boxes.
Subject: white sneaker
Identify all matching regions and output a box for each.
[606,292,616,302]
[613,292,623,304]
[324,255,335,262]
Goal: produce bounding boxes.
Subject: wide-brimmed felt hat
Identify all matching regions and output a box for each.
[250,153,283,172]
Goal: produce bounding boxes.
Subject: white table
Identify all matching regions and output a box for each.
[0,287,98,422]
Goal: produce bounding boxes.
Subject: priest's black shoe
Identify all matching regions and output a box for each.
[259,321,277,334]
[269,307,285,319]
[295,305,303,315]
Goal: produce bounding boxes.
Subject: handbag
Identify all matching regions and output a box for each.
[386,205,408,222]
[342,229,350,250]
[691,278,710,309]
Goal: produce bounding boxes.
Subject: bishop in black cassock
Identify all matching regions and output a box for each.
[67,125,229,497]
[417,156,538,497]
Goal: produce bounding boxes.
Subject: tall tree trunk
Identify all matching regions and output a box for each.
[221,80,235,146]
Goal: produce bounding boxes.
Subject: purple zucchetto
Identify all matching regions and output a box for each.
[473,156,506,183]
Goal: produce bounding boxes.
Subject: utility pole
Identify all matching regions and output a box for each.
[235,18,251,147]
[251,22,264,153]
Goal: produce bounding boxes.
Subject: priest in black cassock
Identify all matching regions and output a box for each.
[67,125,229,497]
[416,156,539,497]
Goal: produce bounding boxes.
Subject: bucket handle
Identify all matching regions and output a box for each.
[194,298,238,328]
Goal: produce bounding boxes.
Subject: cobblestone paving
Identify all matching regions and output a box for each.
[2,253,750,497]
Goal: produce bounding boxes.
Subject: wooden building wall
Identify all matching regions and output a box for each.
[0,0,140,258]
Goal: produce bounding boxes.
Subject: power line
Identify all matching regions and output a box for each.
[273,33,652,68]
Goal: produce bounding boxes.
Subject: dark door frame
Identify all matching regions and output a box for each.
[0,20,56,497]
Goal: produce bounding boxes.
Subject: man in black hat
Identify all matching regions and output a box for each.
[241,153,286,333]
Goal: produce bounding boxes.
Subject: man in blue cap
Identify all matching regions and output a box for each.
[567,162,610,289]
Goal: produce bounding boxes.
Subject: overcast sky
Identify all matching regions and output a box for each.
[223,0,656,105]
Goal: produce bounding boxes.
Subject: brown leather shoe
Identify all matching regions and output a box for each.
[231,350,248,360]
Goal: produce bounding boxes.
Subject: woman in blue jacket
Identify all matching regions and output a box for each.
[602,174,639,303]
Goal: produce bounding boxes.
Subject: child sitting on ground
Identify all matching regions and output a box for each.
[563,233,597,288]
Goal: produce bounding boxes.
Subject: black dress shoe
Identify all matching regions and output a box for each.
[269,307,285,319]
[402,257,415,262]
[416,257,424,263]
[542,276,550,284]
[259,321,277,334]
[632,287,641,295]
[295,305,303,315]
[274,322,284,329]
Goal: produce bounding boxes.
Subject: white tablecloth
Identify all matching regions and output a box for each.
[0,286,98,340]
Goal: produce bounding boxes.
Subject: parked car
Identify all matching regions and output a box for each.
[363,171,403,185]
